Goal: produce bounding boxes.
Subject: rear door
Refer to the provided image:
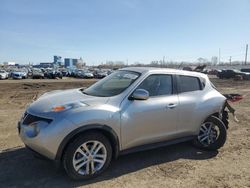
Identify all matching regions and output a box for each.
[176,75,204,136]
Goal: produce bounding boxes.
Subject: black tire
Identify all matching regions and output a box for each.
[63,131,112,180]
[193,116,227,150]
[222,111,229,129]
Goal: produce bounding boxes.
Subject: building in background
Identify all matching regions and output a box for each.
[3,62,16,66]
[64,58,76,68]
[64,57,85,68]
[53,55,63,66]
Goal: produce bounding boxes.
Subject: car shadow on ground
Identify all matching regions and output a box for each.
[0,142,218,187]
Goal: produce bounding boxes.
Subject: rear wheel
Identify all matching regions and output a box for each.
[63,132,112,180]
[193,116,227,150]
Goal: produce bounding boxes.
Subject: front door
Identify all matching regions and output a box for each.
[120,74,179,150]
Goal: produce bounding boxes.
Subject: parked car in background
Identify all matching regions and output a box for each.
[61,70,70,77]
[217,69,250,80]
[44,70,63,79]
[83,71,94,79]
[107,69,113,75]
[32,70,44,79]
[20,71,28,79]
[94,70,108,79]
[201,69,208,74]
[240,68,250,80]
[208,69,220,75]
[12,71,23,79]
[0,70,8,79]
[239,71,250,80]
[241,68,250,73]
[19,67,230,180]
[77,70,94,79]
[75,70,83,78]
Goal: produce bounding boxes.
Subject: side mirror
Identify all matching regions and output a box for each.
[130,89,149,100]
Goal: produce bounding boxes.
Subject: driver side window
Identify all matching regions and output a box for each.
[137,74,173,97]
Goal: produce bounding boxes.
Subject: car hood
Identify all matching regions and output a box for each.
[27,89,109,117]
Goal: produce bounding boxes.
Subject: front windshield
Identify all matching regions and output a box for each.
[83,70,140,97]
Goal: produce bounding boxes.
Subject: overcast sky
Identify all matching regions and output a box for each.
[0,0,249,65]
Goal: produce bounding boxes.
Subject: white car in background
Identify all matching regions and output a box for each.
[0,70,8,79]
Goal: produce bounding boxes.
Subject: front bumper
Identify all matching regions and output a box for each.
[25,145,51,160]
[18,113,76,160]
[18,120,56,159]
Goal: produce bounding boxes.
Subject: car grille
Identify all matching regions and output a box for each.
[22,112,53,125]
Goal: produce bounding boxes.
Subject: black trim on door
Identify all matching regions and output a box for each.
[172,74,178,95]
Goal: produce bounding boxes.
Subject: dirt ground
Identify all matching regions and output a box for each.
[0,78,249,188]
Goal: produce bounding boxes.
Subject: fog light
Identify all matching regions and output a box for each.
[25,121,48,138]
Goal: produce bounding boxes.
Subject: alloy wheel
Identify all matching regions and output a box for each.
[198,122,219,147]
[72,140,107,175]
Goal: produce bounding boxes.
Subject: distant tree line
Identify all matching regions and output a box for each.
[94,57,248,70]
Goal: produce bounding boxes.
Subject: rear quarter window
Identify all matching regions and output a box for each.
[178,75,201,93]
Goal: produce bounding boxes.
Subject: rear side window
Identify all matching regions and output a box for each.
[137,74,172,97]
[178,75,201,93]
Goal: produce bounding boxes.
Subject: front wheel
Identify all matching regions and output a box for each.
[193,116,227,150]
[63,132,112,180]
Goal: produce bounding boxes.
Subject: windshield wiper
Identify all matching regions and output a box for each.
[80,88,108,97]
[80,88,90,95]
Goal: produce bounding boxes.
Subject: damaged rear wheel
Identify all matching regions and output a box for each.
[193,116,227,150]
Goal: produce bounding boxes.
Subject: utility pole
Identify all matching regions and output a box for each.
[162,56,165,67]
[229,56,232,65]
[218,48,221,65]
[245,44,248,65]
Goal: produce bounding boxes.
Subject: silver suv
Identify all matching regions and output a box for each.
[18,67,229,180]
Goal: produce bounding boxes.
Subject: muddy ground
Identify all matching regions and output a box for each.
[0,78,249,188]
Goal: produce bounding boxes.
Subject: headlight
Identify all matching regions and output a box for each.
[52,105,69,112]
[51,102,87,112]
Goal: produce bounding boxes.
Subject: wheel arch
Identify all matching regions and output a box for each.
[55,124,120,161]
[202,104,229,129]
[201,112,220,124]
[195,111,226,135]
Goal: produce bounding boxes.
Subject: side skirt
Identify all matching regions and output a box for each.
[119,136,196,156]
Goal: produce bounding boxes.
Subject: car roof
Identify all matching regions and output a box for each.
[120,67,207,78]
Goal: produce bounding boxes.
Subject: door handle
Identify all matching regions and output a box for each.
[167,103,177,109]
